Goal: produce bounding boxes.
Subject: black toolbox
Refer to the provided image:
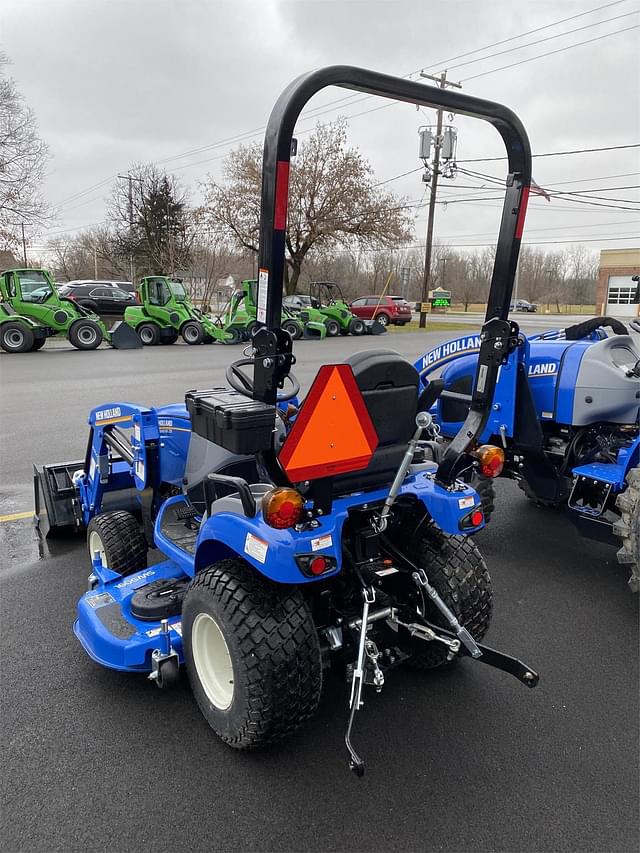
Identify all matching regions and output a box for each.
[185,388,276,454]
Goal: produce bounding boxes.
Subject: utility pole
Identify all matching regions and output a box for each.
[418,70,461,329]
[117,173,141,283]
[93,245,98,279]
[21,222,27,266]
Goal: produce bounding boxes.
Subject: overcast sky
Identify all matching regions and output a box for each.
[2,0,639,257]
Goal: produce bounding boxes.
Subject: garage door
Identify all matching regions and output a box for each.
[606,275,639,317]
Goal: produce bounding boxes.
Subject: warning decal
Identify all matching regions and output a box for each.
[257,268,269,324]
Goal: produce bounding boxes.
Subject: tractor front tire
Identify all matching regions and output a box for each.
[30,337,47,351]
[325,319,341,337]
[183,559,322,748]
[68,319,103,350]
[349,318,366,336]
[0,322,35,353]
[86,511,148,576]
[160,330,179,345]
[397,521,492,670]
[182,321,204,345]
[614,466,640,592]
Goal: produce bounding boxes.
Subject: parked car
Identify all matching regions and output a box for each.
[349,294,413,326]
[283,294,315,311]
[65,279,136,294]
[510,299,537,312]
[58,283,138,315]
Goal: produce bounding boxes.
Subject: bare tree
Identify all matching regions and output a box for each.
[0,53,50,252]
[47,226,130,281]
[202,119,413,294]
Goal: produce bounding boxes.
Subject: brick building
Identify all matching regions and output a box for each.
[595,248,640,318]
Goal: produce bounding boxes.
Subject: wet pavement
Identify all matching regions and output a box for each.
[1,329,638,852]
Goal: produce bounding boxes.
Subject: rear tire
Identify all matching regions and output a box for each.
[374,312,390,327]
[283,319,302,340]
[137,323,160,346]
[614,466,640,592]
[68,319,103,350]
[392,518,492,670]
[160,330,179,345]
[325,319,340,337]
[30,337,46,351]
[465,472,496,523]
[0,322,34,353]
[182,321,204,345]
[183,559,322,748]
[86,511,148,576]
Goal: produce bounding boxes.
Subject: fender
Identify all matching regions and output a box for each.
[192,471,484,583]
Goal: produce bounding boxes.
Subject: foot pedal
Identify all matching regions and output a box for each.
[175,504,198,520]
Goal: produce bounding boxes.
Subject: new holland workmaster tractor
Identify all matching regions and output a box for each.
[35,67,539,775]
[0,268,140,350]
[415,299,640,590]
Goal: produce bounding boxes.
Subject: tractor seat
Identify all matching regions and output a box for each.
[331,349,419,495]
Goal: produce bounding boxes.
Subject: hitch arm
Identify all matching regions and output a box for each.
[422,620,539,688]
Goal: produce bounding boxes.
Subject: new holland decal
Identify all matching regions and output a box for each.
[528,362,558,378]
[420,335,482,372]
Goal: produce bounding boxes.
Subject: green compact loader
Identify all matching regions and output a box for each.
[124,276,233,345]
[223,279,313,341]
[308,281,368,336]
[0,268,140,350]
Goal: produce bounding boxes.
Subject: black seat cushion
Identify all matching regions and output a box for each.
[331,350,419,495]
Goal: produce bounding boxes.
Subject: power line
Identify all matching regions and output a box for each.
[419,0,629,71]
[461,23,639,82]
[457,143,640,163]
[448,9,638,73]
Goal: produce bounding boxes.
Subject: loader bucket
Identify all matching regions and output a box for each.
[33,461,85,537]
[365,320,386,335]
[303,321,327,340]
[109,321,143,349]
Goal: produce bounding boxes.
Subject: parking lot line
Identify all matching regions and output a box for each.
[0,510,34,523]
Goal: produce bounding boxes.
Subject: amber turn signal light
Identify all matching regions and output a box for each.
[473,445,505,478]
[262,487,304,529]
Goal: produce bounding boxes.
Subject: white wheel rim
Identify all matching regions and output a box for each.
[140,326,154,344]
[78,326,97,344]
[377,314,388,325]
[88,530,107,567]
[5,329,25,348]
[192,612,234,710]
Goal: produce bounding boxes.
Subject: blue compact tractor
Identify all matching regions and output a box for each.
[35,67,540,774]
[416,308,640,591]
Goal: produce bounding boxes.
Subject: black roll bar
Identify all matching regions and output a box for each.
[254,65,532,485]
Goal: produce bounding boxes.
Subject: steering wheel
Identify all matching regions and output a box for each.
[226,357,300,401]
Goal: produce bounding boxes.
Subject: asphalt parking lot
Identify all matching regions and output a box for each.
[1,330,638,853]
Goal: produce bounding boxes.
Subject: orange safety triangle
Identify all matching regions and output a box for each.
[279,364,379,483]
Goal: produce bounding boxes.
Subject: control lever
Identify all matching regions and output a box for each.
[375,411,433,532]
